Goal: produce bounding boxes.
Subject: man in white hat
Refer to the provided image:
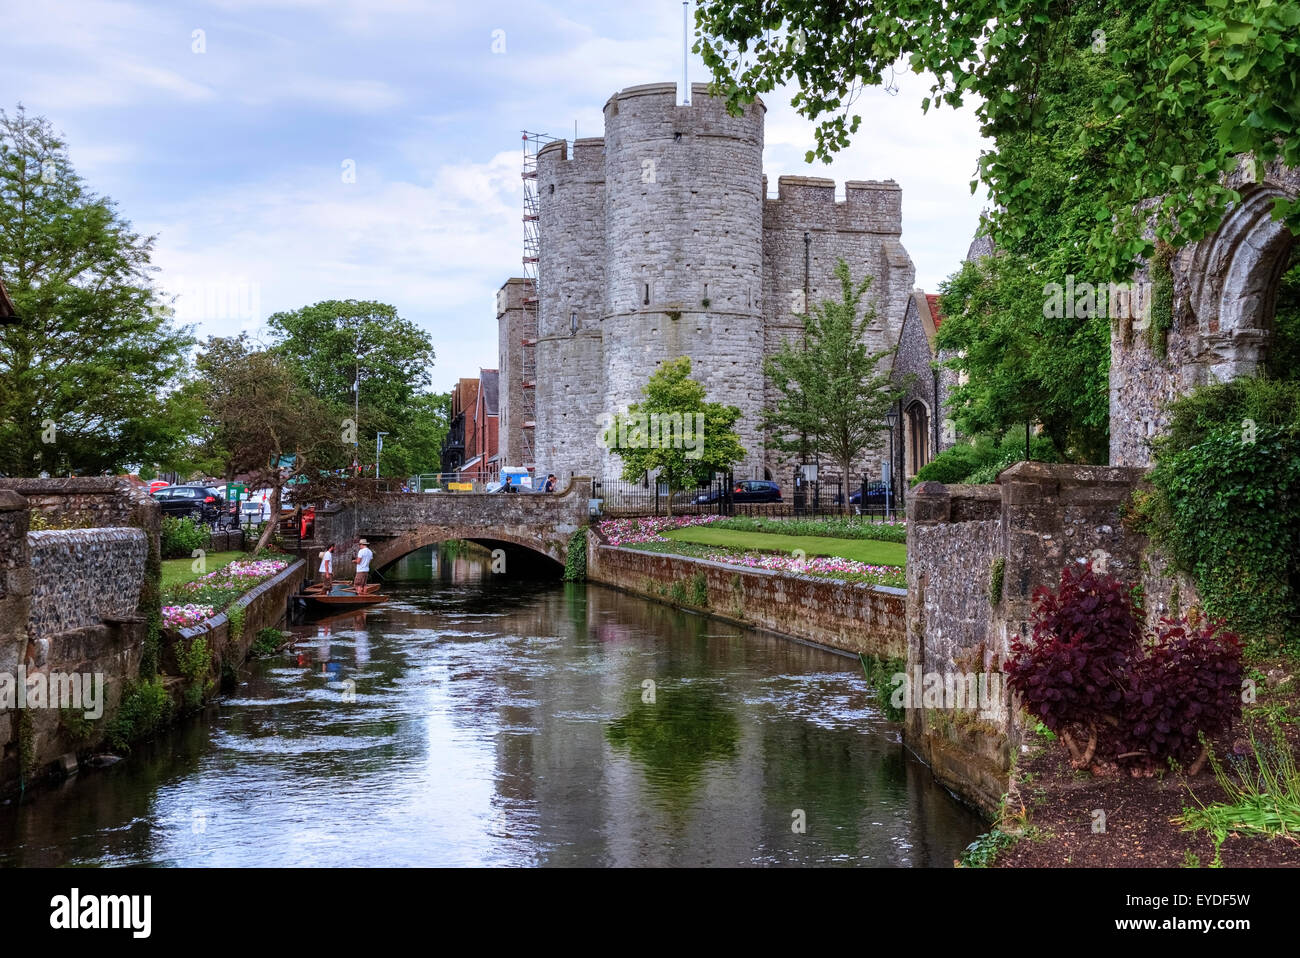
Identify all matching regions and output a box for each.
[353,538,373,590]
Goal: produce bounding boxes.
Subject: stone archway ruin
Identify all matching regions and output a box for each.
[1109,160,1299,466]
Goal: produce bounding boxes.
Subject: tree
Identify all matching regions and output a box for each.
[695,1,1300,280]
[266,299,436,468]
[937,254,1111,463]
[605,357,745,513]
[195,335,345,551]
[0,106,197,476]
[763,259,904,484]
[925,16,1119,464]
[377,391,450,479]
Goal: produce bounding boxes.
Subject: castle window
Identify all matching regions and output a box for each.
[643,283,650,305]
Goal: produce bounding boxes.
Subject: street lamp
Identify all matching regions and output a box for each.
[376,432,389,479]
[884,408,899,520]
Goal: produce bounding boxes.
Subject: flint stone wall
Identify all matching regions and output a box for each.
[27,528,146,636]
[904,463,1200,815]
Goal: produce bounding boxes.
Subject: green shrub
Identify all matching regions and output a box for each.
[227,604,246,644]
[563,528,588,581]
[1141,377,1300,650]
[958,829,1018,868]
[916,427,1059,485]
[107,678,174,752]
[160,516,207,559]
[60,706,97,744]
[859,654,906,722]
[915,440,996,484]
[177,636,214,709]
[690,571,709,607]
[252,627,287,656]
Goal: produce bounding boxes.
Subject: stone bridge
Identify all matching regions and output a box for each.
[312,478,594,576]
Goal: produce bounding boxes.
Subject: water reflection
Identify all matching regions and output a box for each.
[0,543,984,867]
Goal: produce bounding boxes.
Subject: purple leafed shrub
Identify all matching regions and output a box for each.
[1005,563,1242,774]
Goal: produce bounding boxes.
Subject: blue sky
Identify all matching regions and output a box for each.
[6,0,988,391]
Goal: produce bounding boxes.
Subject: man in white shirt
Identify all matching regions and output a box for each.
[353,538,374,590]
[318,544,334,589]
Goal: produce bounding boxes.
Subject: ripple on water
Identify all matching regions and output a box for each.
[211,730,397,754]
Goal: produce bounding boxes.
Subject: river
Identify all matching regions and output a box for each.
[0,544,985,867]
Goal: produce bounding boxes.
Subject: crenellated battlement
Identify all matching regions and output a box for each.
[538,137,605,180]
[764,175,902,234]
[603,82,764,148]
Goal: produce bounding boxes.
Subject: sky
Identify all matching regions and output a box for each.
[4,0,990,392]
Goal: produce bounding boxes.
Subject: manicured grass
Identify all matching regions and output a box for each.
[160,551,248,589]
[661,527,907,567]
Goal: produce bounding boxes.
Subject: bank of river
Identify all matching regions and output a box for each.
[0,545,983,867]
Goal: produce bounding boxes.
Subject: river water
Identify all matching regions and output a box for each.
[0,545,984,867]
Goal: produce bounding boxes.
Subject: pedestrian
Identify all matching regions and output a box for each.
[318,543,334,590]
[353,538,373,591]
[543,473,557,493]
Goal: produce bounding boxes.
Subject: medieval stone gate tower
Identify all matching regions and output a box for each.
[498,82,916,484]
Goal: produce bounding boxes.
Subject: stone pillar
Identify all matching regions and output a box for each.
[0,491,32,789]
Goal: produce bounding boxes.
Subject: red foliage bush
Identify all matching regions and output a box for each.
[1005,563,1242,773]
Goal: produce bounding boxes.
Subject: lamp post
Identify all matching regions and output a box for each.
[376,431,389,479]
[885,408,898,520]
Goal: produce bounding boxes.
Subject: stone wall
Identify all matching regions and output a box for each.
[0,482,162,795]
[0,491,32,788]
[0,476,159,531]
[1110,159,1299,465]
[27,529,146,637]
[587,539,906,660]
[904,463,1200,814]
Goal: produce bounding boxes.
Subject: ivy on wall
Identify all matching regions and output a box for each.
[1138,377,1300,651]
[1148,241,1175,360]
[563,528,588,582]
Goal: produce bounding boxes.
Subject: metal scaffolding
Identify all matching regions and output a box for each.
[519,131,554,471]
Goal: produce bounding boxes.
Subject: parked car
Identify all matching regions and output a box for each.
[695,480,782,504]
[152,485,229,525]
[834,481,889,507]
[147,479,169,494]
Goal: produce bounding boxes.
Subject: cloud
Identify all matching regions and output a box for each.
[5,0,994,390]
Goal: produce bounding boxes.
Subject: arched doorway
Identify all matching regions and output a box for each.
[905,400,931,477]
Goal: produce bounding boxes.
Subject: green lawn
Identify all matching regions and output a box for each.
[661,527,907,567]
[160,551,248,588]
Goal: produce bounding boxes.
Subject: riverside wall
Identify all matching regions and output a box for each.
[587,539,905,660]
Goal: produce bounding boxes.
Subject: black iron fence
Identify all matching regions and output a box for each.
[591,474,898,520]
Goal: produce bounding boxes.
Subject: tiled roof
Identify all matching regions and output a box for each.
[925,293,944,330]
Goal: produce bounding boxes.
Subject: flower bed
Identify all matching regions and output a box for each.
[161,557,290,629]
[597,515,724,545]
[162,604,217,629]
[625,539,907,588]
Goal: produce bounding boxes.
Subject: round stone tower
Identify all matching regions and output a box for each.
[534,137,607,479]
[600,82,767,477]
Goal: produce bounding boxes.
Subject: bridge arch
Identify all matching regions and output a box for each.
[368,525,565,572]
[310,478,594,581]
